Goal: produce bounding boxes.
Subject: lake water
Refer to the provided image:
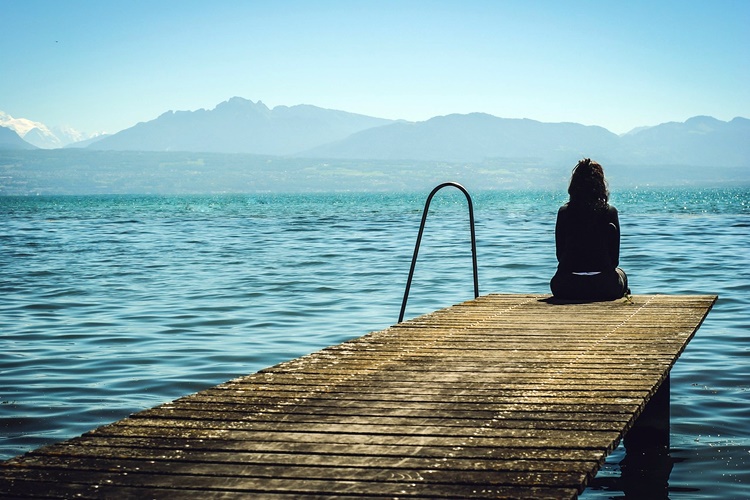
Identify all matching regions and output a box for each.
[1,187,748,498]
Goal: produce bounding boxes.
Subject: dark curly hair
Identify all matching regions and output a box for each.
[568,158,609,210]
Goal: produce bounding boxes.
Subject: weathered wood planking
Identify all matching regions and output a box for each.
[0,294,716,499]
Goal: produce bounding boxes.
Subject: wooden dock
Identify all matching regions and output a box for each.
[1,294,716,499]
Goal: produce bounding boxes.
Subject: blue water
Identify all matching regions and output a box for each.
[1,188,749,498]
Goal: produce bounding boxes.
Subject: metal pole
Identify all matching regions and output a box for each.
[398,182,479,323]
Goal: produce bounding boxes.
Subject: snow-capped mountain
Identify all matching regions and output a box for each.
[0,111,100,149]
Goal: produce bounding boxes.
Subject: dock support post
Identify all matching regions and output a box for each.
[621,374,673,498]
[625,374,671,451]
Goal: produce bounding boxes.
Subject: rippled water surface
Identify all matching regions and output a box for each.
[2,188,749,498]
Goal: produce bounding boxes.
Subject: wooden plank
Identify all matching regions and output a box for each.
[0,294,716,499]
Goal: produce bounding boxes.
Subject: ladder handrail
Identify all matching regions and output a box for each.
[398,182,479,323]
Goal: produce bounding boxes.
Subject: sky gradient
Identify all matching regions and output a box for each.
[2,0,748,136]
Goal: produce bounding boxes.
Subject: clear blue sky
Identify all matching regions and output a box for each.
[2,0,748,135]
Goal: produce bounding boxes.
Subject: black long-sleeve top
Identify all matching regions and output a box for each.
[555,203,620,273]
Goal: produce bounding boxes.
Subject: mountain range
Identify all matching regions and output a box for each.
[2,97,748,169]
[0,111,103,149]
[87,98,750,167]
[86,97,393,155]
[309,114,750,168]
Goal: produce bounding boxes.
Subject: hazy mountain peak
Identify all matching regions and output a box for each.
[215,96,270,113]
[0,125,37,149]
[622,126,652,136]
[684,115,723,132]
[685,115,720,124]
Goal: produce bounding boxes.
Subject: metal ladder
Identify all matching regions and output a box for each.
[398,182,479,323]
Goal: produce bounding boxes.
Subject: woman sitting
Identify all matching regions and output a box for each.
[550,158,629,301]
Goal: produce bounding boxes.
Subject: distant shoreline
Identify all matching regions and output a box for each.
[1,149,748,196]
